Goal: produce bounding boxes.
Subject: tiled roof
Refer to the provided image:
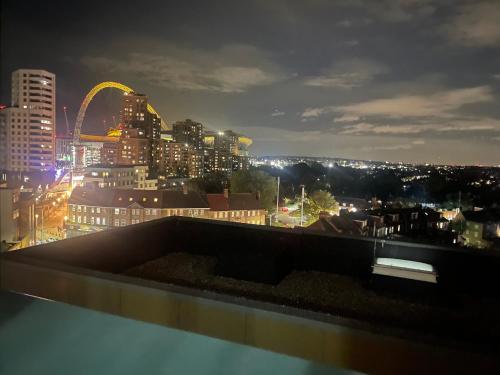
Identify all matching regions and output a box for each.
[69,187,209,209]
[206,193,262,211]
[308,215,364,236]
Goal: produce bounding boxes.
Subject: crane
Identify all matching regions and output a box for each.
[63,106,70,137]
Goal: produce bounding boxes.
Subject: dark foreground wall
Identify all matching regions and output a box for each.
[4,217,500,297]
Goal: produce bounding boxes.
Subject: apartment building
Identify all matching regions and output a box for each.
[66,187,209,237]
[206,189,266,225]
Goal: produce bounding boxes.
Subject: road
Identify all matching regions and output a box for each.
[35,197,67,244]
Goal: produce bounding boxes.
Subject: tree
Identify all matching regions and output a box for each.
[292,190,339,226]
[188,172,228,194]
[230,169,276,211]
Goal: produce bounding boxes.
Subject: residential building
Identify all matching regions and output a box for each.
[462,209,500,249]
[101,141,119,165]
[119,92,161,176]
[206,189,266,225]
[81,164,150,189]
[0,187,21,247]
[66,186,209,237]
[203,130,251,174]
[308,212,366,236]
[158,141,203,179]
[0,69,56,172]
[172,119,204,151]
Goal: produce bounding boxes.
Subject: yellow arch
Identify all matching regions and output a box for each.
[73,81,168,144]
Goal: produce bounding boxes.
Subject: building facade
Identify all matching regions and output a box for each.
[0,69,56,172]
[81,164,150,189]
[172,119,204,151]
[206,189,266,225]
[66,187,210,237]
[158,141,203,179]
[0,187,21,246]
[118,92,161,176]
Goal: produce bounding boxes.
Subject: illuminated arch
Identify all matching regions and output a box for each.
[73,81,168,144]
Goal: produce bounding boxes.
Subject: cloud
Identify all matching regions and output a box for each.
[82,44,285,93]
[333,86,493,118]
[494,74,500,80]
[337,19,352,27]
[441,2,500,47]
[362,144,413,151]
[344,40,360,46]
[333,115,360,123]
[271,109,285,117]
[338,118,500,136]
[340,0,435,23]
[304,58,388,89]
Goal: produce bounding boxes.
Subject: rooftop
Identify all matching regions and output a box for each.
[69,187,209,209]
[2,217,499,373]
[206,192,262,211]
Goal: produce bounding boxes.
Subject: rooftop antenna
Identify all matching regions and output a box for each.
[63,106,70,136]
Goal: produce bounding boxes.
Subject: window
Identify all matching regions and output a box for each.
[77,216,81,223]
[121,219,126,226]
[114,208,120,215]
[96,207,100,213]
[151,209,158,215]
[91,217,95,224]
[77,205,81,212]
[83,216,87,224]
[96,217,100,225]
[72,215,75,222]
[91,207,95,213]
[114,219,119,226]
[83,206,87,213]
[145,209,151,215]
[102,218,106,225]
[71,205,76,211]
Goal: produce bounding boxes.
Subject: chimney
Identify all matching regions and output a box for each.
[256,190,261,200]
[182,183,188,195]
[223,188,229,199]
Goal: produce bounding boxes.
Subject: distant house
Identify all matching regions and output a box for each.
[308,212,365,236]
[368,207,444,237]
[206,189,266,225]
[462,209,500,249]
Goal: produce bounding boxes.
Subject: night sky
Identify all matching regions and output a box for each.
[2,0,500,165]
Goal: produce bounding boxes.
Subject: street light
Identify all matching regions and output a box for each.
[35,214,39,244]
[275,176,280,223]
[300,185,305,226]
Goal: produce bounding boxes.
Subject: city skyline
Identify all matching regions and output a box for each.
[2,1,500,165]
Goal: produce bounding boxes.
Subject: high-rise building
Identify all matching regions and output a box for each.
[202,130,251,174]
[118,92,161,176]
[172,119,204,151]
[158,141,203,179]
[0,69,56,172]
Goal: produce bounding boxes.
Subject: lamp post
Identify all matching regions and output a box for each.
[35,214,39,244]
[275,176,280,223]
[300,185,305,226]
